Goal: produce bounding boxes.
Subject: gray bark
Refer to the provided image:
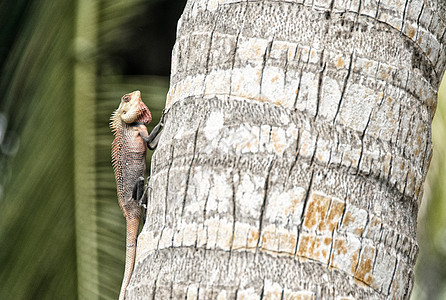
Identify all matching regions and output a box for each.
[128,0,446,299]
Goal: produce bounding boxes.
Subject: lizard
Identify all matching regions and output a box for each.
[110,90,163,300]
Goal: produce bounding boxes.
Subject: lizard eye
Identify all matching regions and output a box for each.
[123,95,131,102]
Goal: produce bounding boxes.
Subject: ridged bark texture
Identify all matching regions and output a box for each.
[128,0,446,299]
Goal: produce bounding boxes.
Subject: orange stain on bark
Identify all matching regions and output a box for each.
[355,258,373,285]
[336,57,344,68]
[407,26,416,39]
[320,200,344,232]
[354,227,364,236]
[342,211,353,226]
[350,252,359,274]
[248,228,259,247]
[303,193,330,230]
[280,232,297,253]
[334,238,347,255]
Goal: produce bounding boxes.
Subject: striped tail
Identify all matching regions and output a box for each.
[119,216,140,300]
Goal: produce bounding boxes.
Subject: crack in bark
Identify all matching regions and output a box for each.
[259,37,275,98]
[314,58,327,120]
[394,93,403,146]
[353,240,364,275]
[376,221,384,247]
[356,109,373,174]
[421,136,431,179]
[293,48,305,109]
[386,155,393,183]
[401,170,410,199]
[333,51,354,124]
[338,192,349,229]
[400,0,410,35]
[310,134,319,166]
[297,169,315,239]
[286,128,301,186]
[415,3,424,43]
[228,169,237,262]
[283,42,290,88]
[394,234,400,256]
[203,189,211,226]
[387,258,399,296]
[327,228,336,267]
[156,226,165,252]
[151,279,157,300]
[205,13,219,74]
[259,278,266,299]
[181,122,201,218]
[360,211,370,240]
[256,159,275,251]
[228,3,248,98]
[440,29,446,51]
[375,0,381,19]
[371,244,380,276]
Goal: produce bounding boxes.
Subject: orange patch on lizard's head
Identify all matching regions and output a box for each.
[137,102,152,124]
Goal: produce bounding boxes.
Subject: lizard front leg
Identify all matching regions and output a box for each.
[141,109,165,150]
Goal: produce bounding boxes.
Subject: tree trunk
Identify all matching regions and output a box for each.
[128,0,446,298]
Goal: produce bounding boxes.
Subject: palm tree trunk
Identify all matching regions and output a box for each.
[128,0,446,298]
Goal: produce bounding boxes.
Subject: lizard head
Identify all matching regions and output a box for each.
[114,90,152,125]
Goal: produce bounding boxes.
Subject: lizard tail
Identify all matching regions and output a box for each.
[119,216,140,300]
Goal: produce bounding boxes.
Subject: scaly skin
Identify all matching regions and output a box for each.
[110,91,151,300]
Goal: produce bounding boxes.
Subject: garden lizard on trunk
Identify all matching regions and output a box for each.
[110,90,162,300]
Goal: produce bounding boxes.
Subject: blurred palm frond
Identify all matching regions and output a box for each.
[0,1,169,299]
[0,1,77,299]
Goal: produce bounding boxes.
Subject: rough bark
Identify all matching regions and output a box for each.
[128,0,446,299]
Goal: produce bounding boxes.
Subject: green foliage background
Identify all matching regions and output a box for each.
[0,1,177,299]
[0,1,444,299]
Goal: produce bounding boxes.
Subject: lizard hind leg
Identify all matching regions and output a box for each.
[132,176,148,224]
[132,176,145,206]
